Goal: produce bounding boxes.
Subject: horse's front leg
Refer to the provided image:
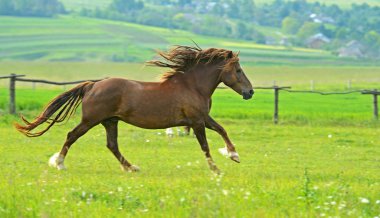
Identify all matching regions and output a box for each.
[205,116,240,163]
[193,123,220,174]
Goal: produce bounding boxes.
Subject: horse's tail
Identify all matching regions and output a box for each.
[14,81,94,137]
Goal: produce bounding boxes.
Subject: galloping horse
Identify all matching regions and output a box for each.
[15,45,254,173]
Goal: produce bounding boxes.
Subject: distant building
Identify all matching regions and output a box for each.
[279,37,291,46]
[306,33,330,49]
[338,40,365,58]
[265,36,277,45]
[309,13,335,24]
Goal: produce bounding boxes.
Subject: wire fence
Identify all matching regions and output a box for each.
[1,74,379,123]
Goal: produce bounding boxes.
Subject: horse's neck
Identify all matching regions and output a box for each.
[187,65,222,98]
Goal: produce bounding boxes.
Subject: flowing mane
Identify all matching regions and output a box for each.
[147,45,239,81]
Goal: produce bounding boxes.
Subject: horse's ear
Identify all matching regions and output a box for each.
[227,51,233,58]
[237,51,240,56]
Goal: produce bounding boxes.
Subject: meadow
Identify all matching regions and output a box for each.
[0,62,379,217]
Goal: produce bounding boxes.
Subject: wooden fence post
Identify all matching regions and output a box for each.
[361,89,379,120]
[374,89,378,120]
[9,74,16,114]
[272,86,291,124]
[274,86,279,124]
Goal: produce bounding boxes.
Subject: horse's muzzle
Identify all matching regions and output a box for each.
[243,89,254,100]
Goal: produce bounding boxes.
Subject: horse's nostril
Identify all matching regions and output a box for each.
[249,90,254,95]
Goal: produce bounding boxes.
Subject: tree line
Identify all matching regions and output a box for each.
[0,0,65,17]
[1,0,379,58]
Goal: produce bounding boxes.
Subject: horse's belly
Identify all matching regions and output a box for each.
[120,112,188,129]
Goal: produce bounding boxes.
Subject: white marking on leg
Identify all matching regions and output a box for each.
[48,152,66,170]
[218,147,229,157]
[120,164,140,172]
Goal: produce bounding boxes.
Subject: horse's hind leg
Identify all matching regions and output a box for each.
[102,118,139,172]
[49,121,93,170]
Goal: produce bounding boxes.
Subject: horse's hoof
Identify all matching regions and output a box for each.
[48,152,66,170]
[121,165,140,172]
[230,152,240,163]
[219,148,240,163]
[211,166,221,175]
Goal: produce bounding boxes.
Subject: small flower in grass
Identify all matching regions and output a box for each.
[330,201,336,205]
[328,134,332,138]
[176,165,181,169]
[180,197,185,203]
[359,197,370,204]
[187,162,192,166]
[117,187,123,192]
[145,139,150,143]
[376,200,380,204]
[222,189,229,196]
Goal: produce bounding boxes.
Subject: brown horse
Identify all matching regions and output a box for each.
[15,45,254,173]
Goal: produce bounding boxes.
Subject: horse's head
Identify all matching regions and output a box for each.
[220,51,254,100]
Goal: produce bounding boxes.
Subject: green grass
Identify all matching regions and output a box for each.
[0,63,379,217]
[0,98,379,217]
[1,15,377,66]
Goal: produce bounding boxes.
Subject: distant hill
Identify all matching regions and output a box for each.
[2,15,375,66]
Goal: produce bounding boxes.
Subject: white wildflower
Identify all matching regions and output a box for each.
[166,128,174,137]
[222,190,229,196]
[360,197,370,204]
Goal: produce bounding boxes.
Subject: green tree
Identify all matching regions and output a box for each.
[110,0,144,14]
[0,0,14,15]
[281,16,302,34]
[0,0,64,17]
[297,22,321,40]
[239,0,255,21]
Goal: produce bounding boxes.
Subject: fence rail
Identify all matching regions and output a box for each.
[1,74,379,123]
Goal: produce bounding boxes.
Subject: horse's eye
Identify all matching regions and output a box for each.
[237,69,242,74]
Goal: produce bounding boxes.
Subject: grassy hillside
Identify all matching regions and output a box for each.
[1,15,376,66]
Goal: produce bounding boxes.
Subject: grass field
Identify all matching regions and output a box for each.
[1,15,378,66]
[1,87,380,217]
[0,64,379,216]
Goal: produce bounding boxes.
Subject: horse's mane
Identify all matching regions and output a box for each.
[147,45,239,81]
